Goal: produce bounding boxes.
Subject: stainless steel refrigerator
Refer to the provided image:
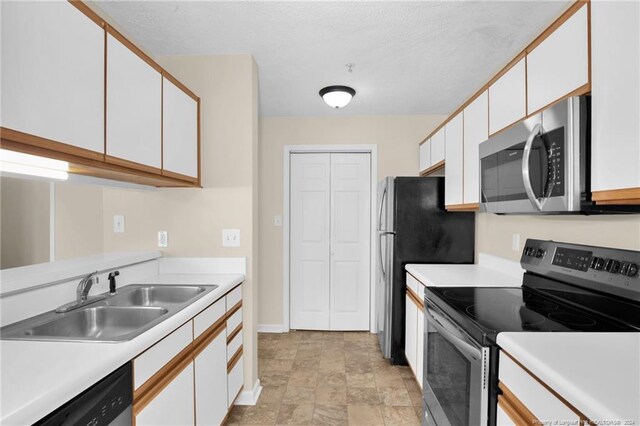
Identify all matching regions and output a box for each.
[376,177,475,365]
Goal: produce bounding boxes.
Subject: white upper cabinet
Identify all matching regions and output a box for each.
[527,5,589,114]
[445,112,464,206]
[489,58,526,135]
[106,33,162,170]
[1,1,104,155]
[431,128,446,165]
[419,140,431,174]
[464,91,488,205]
[591,0,640,194]
[163,77,199,180]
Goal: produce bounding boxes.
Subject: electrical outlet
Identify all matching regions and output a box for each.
[512,233,521,252]
[222,229,240,247]
[113,215,125,233]
[274,215,282,227]
[158,231,168,248]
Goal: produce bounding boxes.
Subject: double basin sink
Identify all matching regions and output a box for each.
[0,284,218,343]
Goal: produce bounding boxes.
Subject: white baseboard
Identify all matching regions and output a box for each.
[234,379,262,405]
[258,324,286,333]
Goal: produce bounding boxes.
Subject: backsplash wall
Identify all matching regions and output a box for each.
[477,213,640,261]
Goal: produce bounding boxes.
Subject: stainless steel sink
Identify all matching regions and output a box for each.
[1,284,218,343]
[106,285,206,307]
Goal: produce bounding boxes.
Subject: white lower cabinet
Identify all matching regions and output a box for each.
[404,292,418,374]
[195,328,228,426]
[499,351,581,424]
[134,283,244,426]
[135,363,195,426]
[405,273,424,388]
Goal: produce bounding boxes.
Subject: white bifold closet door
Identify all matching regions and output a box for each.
[290,152,371,331]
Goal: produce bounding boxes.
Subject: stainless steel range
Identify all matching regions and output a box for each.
[422,239,640,426]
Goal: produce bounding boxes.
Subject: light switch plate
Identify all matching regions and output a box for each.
[158,231,168,248]
[113,215,125,233]
[222,229,240,247]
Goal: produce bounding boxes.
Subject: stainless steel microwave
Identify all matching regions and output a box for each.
[480,96,588,214]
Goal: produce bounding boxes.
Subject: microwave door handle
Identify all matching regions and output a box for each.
[522,123,544,211]
[425,304,482,361]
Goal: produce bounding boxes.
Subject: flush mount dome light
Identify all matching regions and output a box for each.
[319,85,356,109]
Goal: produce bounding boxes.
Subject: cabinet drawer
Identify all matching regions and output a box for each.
[499,351,580,424]
[194,298,225,339]
[134,321,192,389]
[227,355,244,408]
[227,307,243,335]
[226,285,242,311]
[227,329,243,362]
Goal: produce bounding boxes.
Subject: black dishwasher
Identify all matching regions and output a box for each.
[34,363,132,426]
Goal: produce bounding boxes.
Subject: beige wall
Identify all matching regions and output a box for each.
[258,115,446,326]
[477,213,640,260]
[54,182,103,261]
[100,54,260,391]
[0,177,50,269]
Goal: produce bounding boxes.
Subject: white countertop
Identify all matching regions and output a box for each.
[405,263,522,287]
[0,273,244,426]
[497,332,640,424]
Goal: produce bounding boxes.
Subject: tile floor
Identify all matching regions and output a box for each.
[225,331,423,425]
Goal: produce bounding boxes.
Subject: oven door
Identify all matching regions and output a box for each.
[423,299,489,426]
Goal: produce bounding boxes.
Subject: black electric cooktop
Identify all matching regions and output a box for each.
[424,273,640,345]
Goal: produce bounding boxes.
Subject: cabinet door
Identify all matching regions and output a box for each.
[419,140,431,174]
[195,328,228,426]
[227,355,244,408]
[463,91,488,205]
[431,128,445,165]
[489,58,526,135]
[445,113,464,206]
[1,1,104,155]
[527,5,589,113]
[591,0,640,194]
[163,77,199,180]
[404,293,417,374]
[106,33,162,170]
[416,308,424,389]
[135,362,195,426]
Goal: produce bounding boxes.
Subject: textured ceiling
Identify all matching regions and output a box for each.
[94,1,571,117]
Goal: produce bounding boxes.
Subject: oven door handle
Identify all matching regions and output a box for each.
[425,301,482,362]
[522,123,545,211]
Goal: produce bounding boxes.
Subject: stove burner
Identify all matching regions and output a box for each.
[465,304,547,329]
[548,312,597,327]
[442,290,474,302]
[525,299,559,311]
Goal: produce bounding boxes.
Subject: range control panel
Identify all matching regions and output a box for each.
[521,239,640,302]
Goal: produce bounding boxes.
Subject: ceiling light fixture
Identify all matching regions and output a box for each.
[319,85,356,109]
[0,149,69,180]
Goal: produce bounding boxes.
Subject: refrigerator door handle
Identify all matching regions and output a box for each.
[377,185,387,232]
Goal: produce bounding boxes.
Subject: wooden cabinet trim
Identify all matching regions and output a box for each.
[192,317,227,358]
[1,127,104,161]
[227,323,243,344]
[227,300,243,317]
[227,346,244,372]
[419,0,587,146]
[446,202,480,212]
[406,286,424,310]
[105,25,163,74]
[105,155,162,175]
[419,160,445,176]
[501,350,591,424]
[161,169,199,184]
[498,382,540,425]
[133,341,194,416]
[67,0,105,27]
[592,187,640,205]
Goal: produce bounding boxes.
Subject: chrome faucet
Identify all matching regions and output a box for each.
[77,271,99,303]
[56,271,106,313]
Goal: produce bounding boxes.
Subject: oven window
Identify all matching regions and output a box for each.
[426,332,472,426]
